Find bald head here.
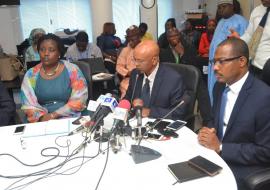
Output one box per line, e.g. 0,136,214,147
133,40,160,76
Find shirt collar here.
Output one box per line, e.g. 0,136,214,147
227,71,249,94
144,63,159,83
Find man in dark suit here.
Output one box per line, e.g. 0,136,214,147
124,40,188,120
198,38,270,190
0,81,16,126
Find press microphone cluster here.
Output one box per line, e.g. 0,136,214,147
110,99,131,153
68,93,118,136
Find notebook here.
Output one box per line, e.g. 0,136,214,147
168,161,207,183
168,156,223,183
79,57,106,74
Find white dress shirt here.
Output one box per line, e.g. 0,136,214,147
241,4,270,69
142,63,159,96
222,72,249,136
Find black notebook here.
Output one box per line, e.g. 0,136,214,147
168,161,207,183
168,156,222,183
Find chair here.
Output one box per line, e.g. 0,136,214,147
164,63,200,131
244,168,270,190
72,61,93,101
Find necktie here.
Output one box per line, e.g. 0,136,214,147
141,78,150,107
248,7,270,60
218,87,230,141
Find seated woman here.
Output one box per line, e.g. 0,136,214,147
24,28,46,67
96,22,121,74
21,33,88,123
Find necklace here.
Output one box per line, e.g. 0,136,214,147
42,63,60,77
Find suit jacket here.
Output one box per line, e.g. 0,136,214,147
124,63,187,120
211,74,270,185
0,81,15,126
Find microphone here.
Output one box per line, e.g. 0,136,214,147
130,94,190,164
87,96,118,135
68,125,84,136
132,98,143,127
110,99,131,153
68,93,113,136
112,99,131,129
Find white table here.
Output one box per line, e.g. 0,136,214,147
0,118,237,190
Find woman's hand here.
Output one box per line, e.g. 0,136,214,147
39,112,58,122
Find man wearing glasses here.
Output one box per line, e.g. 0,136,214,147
124,40,188,120
198,38,270,190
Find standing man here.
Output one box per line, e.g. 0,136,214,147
230,0,270,78
124,40,188,120
66,31,102,62
116,25,141,98
198,38,270,190
208,0,248,104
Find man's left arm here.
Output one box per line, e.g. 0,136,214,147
222,105,270,165
149,75,187,120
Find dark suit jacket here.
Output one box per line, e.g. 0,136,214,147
211,74,270,186
0,81,16,126
124,63,187,120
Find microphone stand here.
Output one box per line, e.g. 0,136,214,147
130,100,185,164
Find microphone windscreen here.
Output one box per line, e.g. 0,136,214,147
118,99,131,110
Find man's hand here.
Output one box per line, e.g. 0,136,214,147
142,108,150,117
198,127,221,153
228,28,240,38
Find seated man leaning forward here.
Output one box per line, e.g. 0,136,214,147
198,38,270,190
21,33,88,123
124,40,188,120
65,31,102,61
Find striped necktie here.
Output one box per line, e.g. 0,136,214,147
248,7,270,60
141,78,150,107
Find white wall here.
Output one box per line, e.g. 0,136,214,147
0,6,23,54
0,0,256,54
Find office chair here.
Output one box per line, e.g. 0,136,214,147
164,62,200,131
245,168,270,190
72,61,93,102
244,59,270,190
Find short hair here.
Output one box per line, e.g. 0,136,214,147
139,22,148,30
166,18,176,27
76,31,89,42
37,33,65,58
217,37,249,61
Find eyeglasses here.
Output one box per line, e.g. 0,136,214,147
210,56,242,65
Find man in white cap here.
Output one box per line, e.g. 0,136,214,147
208,0,248,104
